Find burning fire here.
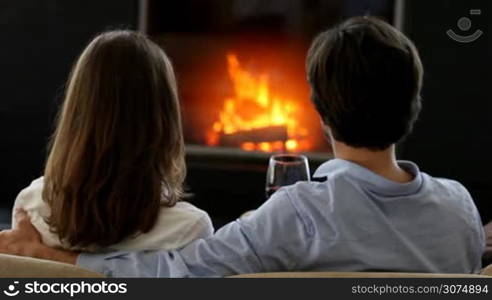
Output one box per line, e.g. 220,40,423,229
206,53,310,152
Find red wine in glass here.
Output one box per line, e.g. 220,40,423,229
265,154,310,199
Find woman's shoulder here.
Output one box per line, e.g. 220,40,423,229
14,177,45,209
166,201,210,216
12,177,63,248
156,201,213,232
110,201,214,251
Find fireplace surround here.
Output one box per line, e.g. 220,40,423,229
140,0,404,225
143,0,401,158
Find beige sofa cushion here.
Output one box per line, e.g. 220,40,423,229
0,254,103,278
481,264,492,276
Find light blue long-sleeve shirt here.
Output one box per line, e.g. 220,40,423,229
77,159,485,277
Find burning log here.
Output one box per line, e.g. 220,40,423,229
205,54,310,152
219,125,288,147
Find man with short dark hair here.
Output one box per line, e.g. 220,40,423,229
308,17,422,151
0,17,485,277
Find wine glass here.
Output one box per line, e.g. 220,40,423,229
265,154,310,199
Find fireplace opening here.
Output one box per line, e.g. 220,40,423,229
154,33,327,154
144,0,399,156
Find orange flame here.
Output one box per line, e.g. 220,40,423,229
207,54,310,152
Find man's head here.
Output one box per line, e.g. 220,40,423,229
307,17,423,151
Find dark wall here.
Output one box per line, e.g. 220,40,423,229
401,0,492,222
0,1,137,213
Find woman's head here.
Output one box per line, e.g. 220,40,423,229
43,30,185,248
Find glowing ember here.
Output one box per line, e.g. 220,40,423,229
207,53,310,152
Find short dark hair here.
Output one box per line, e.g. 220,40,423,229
307,17,423,150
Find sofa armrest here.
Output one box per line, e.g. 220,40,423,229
0,254,103,278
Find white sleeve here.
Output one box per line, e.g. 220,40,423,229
11,186,29,228
189,213,214,240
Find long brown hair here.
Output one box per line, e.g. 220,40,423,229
43,30,185,248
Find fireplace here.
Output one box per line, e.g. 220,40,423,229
154,33,327,156
143,0,402,159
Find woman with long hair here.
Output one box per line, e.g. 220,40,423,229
11,30,213,251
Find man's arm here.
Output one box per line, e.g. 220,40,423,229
35,244,78,265
77,189,312,277
1,190,311,277
0,210,78,264
77,220,268,277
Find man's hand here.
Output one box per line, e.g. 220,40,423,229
0,210,78,264
0,210,43,257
